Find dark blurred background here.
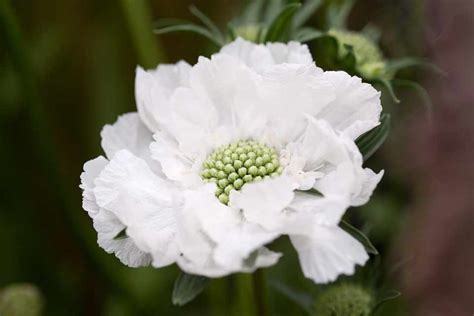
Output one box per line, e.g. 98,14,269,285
0,0,472,315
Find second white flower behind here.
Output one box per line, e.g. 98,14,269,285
81,38,383,284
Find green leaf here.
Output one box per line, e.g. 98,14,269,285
172,272,210,306
356,113,391,161
226,24,237,42
393,79,433,120
154,23,223,47
386,57,446,77
239,0,265,24
263,0,285,25
340,220,379,255
113,228,127,240
327,0,355,29
189,5,224,43
271,280,313,313
372,290,401,315
264,3,302,42
374,78,400,103
294,27,324,42
294,0,323,27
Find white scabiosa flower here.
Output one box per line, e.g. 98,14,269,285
80,38,383,283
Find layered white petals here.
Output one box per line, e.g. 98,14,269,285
175,184,281,277
284,117,383,225
135,61,191,132
290,226,369,284
317,71,382,139
80,156,151,267
220,37,313,73
94,150,180,268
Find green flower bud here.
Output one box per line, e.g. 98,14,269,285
0,284,44,316
313,284,373,316
328,29,389,79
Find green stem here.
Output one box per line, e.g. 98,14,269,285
234,274,255,316
119,0,166,67
252,269,269,316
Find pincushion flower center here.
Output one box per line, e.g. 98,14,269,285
202,140,283,204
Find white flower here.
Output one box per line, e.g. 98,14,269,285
80,38,383,283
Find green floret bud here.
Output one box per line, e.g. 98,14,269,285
201,140,283,205
218,193,229,204
312,284,374,316
328,28,389,79
234,160,243,169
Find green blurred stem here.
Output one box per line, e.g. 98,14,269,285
252,270,269,316
234,274,255,316
0,0,146,311
119,0,166,67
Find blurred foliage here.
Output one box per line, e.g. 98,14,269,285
0,0,431,315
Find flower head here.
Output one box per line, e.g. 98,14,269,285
80,38,383,283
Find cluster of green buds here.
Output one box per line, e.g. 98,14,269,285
201,140,283,205
313,284,373,316
328,29,389,80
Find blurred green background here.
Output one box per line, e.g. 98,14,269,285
1,0,465,315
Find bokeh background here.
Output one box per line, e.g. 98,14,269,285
1,0,473,315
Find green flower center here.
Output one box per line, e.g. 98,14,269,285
201,140,283,204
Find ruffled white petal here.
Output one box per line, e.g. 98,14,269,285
100,113,152,159
94,150,180,268
189,55,266,139
257,64,334,144
80,156,108,216
135,62,191,132
314,161,384,209
230,176,296,231
150,131,203,188
290,226,369,284
93,209,152,267
317,71,382,139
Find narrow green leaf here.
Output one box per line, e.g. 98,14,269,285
263,0,285,25
393,79,433,121
340,220,379,255
362,23,381,43
153,18,191,29
327,0,355,29
239,0,265,24
294,27,324,42
294,0,323,27
386,57,446,77
172,272,210,306
226,24,237,42
113,228,127,240
356,113,391,161
374,78,400,103
154,23,223,47
271,280,313,313
189,5,224,43
264,3,302,42
372,290,401,315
